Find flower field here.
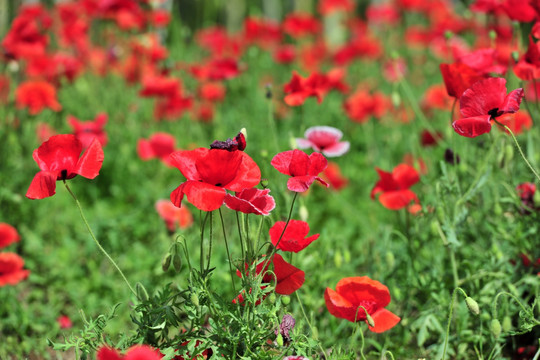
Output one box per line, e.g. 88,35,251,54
0,0,539,359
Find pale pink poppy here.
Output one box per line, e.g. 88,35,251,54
296,126,349,157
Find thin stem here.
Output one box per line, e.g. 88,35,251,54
502,124,540,182
200,212,211,272
442,287,469,360
219,208,237,294
294,291,326,357
235,212,246,266
63,181,136,297
383,351,396,360
492,291,539,324
205,211,214,274
357,323,367,360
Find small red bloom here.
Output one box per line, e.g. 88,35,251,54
97,345,163,360
296,126,350,157
371,164,420,211
273,45,296,64
68,113,108,149
320,162,348,191
224,188,275,216
439,63,485,99
137,132,177,167
452,78,524,138
26,134,104,200
318,0,355,15
0,223,20,249
16,81,62,115
325,276,400,333
343,88,390,124
271,149,328,192
420,130,443,147
269,219,319,253
0,253,30,286
283,71,324,106
282,12,321,39
57,315,72,329
155,199,193,232
198,82,226,103
170,148,261,211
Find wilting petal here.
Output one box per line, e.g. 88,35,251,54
379,189,418,210
75,138,104,179
367,308,400,333
499,88,524,114
460,78,506,118
26,171,57,199
272,254,305,295
452,115,492,138
322,141,350,157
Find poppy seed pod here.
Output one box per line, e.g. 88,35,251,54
465,297,480,316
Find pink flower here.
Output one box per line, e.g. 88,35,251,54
271,150,328,192
224,188,275,215
296,126,349,157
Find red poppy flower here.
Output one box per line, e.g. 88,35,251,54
57,315,72,329
243,17,282,49
452,77,524,138
497,111,532,135
16,81,62,115
320,162,348,191
198,82,226,103
170,148,261,211
97,345,163,360
318,0,355,15
154,93,193,121
26,134,104,200
139,75,181,98
271,149,328,192
155,199,193,232
189,58,242,81
343,88,390,124
421,84,454,112
296,126,350,157
68,113,108,149
1,5,50,59
514,36,540,81
325,276,400,333
371,164,420,211
282,12,321,39
439,63,485,99
224,188,275,215
137,132,177,167
0,223,20,249
269,219,319,253
0,253,30,286
273,45,296,64
457,48,506,76
36,122,57,143
283,71,324,106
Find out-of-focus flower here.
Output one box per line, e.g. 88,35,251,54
0,223,20,249
57,315,72,329
296,126,350,157
271,149,328,192
16,81,62,115
68,113,108,148
0,253,30,286
155,199,193,232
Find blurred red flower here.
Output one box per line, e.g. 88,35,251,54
497,111,532,135
155,199,193,232
0,253,30,286
0,223,20,249
2,4,50,59
273,45,296,64
343,88,390,123
271,149,328,192
68,113,108,148
26,134,104,200
243,17,282,49
16,81,62,115
57,315,72,329
170,148,261,211
198,82,226,103
318,0,355,15
282,13,321,39
97,345,162,360
137,132,177,167
325,276,400,332
36,122,57,143
371,164,420,211
513,36,540,81
452,77,524,137
270,219,319,253
296,126,350,157
439,63,485,99
320,162,348,190
224,188,275,215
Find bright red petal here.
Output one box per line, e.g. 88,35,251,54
96,347,123,360
499,88,524,114
182,181,226,211
273,254,305,295
287,175,315,192
452,115,492,138
169,148,207,181
271,150,295,175
307,152,328,175
460,77,506,118
35,134,81,173
324,287,355,321
226,152,261,192
392,164,419,189
288,150,310,176
367,308,400,333
379,190,418,210
125,345,163,360
26,171,57,199
75,137,104,179
336,276,391,309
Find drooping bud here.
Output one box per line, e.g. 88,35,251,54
465,297,480,316
502,316,512,332
136,282,149,302
162,252,172,272
365,312,375,327
490,318,502,338
281,295,291,305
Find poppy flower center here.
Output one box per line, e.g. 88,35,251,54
60,169,68,180
488,107,501,118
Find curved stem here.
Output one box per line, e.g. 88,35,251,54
295,291,326,357
219,208,237,294
492,291,539,324
502,124,540,182
63,181,136,297
442,287,469,360
357,323,367,360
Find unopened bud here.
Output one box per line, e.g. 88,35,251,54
281,296,291,305
385,251,395,269
365,312,375,327
190,293,200,307
261,178,269,188
494,203,503,216
240,128,247,139
268,293,277,304
490,318,502,338
534,190,540,207
276,333,284,346
334,250,343,268
502,316,512,332
162,253,172,272
391,91,401,107
136,282,149,302
465,297,480,316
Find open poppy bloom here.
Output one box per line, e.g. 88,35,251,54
452,78,524,138
155,199,193,232
137,132,177,167
320,162,348,190
371,164,420,211
0,252,30,286
97,345,162,360
271,149,328,192
224,188,275,215
68,113,108,148
296,126,350,157
26,135,104,200
16,80,62,115
0,223,20,249
325,276,400,333
269,219,319,253
170,148,261,211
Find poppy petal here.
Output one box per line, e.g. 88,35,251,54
287,175,315,192
336,276,391,309
271,150,295,175
226,152,261,191
322,141,350,157
460,77,506,118
452,115,492,138
272,254,305,295
379,190,418,210
392,164,419,189
295,138,313,149
182,181,226,211
75,138,104,179
499,88,524,114
288,150,310,176
124,345,163,360
324,287,358,322
26,171,57,199
367,308,401,333
97,347,123,360
170,148,206,181
307,152,328,175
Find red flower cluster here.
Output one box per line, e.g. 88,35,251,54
371,164,420,212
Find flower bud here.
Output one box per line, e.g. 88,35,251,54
334,250,342,268
493,203,503,216
281,295,291,305
172,252,182,273
190,293,200,307
261,178,269,188
465,297,480,316
365,312,375,327
502,316,512,332
490,318,502,338
504,144,514,163
162,253,172,272
136,282,149,302
534,190,540,207
268,293,277,304
385,251,395,269
276,333,284,346
391,91,401,107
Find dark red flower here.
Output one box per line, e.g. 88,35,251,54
0,223,20,249
271,149,328,192
0,253,30,287
325,276,400,332
68,113,108,149
224,188,275,215
371,164,420,211
439,63,485,99
26,134,104,200
296,126,350,157
269,219,319,253
209,132,246,152
420,130,443,147
452,77,524,138
170,148,261,211
155,199,193,232
97,345,163,360
16,81,62,115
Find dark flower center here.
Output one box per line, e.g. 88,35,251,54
488,107,501,118
61,169,68,180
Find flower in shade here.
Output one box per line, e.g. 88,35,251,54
269,219,319,253
0,223,20,249
224,188,275,215
452,78,524,138
26,134,104,200
0,253,30,286
439,62,485,99
170,148,261,211
296,126,350,157
16,80,62,115
325,276,400,333
155,199,193,232
97,345,162,360
68,113,108,149
271,149,328,192
57,315,72,329
371,164,420,211
137,133,177,167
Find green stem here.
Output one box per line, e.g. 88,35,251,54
442,287,469,360
219,208,237,294
295,291,326,357
502,124,540,182
200,212,211,272
205,211,214,274
357,323,367,360
63,181,136,297
492,291,539,324
235,212,246,267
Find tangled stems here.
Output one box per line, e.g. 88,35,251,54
294,291,327,358
63,181,136,297
491,291,540,327
442,287,471,360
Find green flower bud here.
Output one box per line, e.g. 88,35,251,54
502,316,512,332
430,220,440,236
494,203,503,216
465,297,480,316
385,251,395,270
490,318,502,338
391,91,401,107
276,333,284,346
267,293,277,304
299,204,309,222
505,144,514,162
172,253,182,273
334,250,343,268
136,282,149,302
190,293,200,307
281,295,291,305
261,178,269,189
365,312,375,328
162,253,172,272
